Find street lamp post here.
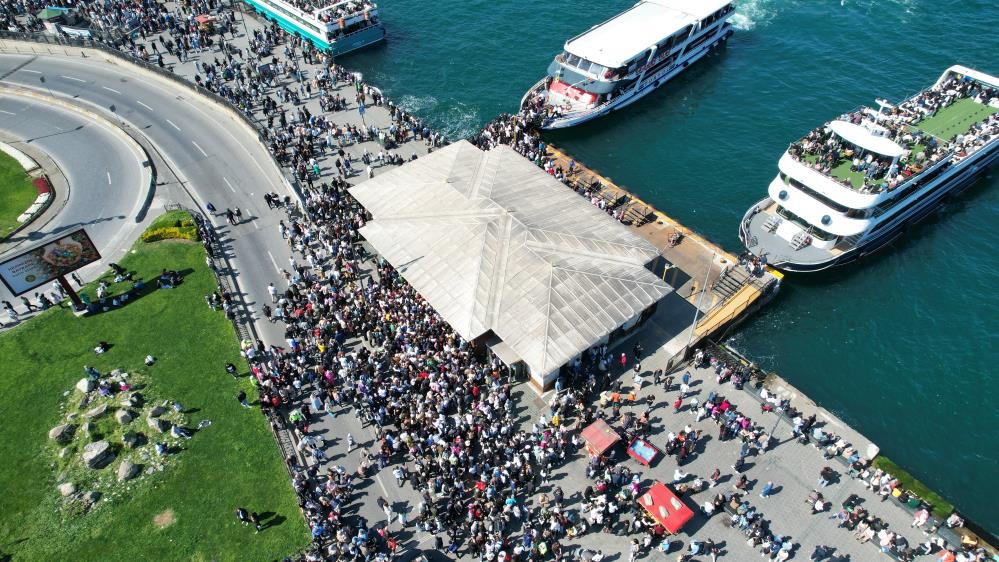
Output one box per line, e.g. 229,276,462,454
680,250,715,364
229,0,250,39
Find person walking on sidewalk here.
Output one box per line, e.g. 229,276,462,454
2,301,18,324
760,481,775,498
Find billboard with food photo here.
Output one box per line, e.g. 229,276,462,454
0,229,100,295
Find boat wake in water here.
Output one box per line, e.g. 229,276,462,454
397,94,480,140
731,0,780,30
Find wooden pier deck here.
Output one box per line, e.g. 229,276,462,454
545,146,781,349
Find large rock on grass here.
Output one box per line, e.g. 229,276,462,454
49,424,75,443
76,378,94,393
117,460,139,482
115,409,134,424
81,440,114,469
58,482,77,497
122,431,140,449
81,491,100,508
121,392,143,408
84,404,108,419
148,405,167,418
146,417,170,434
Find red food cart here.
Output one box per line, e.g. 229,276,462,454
637,481,694,534
580,419,621,458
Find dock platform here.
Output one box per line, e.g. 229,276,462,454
545,146,782,367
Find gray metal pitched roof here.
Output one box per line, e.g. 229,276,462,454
350,141,672,381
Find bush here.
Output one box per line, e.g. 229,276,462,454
140,225,199,243
141,211,200,243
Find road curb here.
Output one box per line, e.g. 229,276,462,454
0,38,303,208
0,84,156,224
0,140,53,242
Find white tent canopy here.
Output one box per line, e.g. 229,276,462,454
828,120,905,158
350,141,672,387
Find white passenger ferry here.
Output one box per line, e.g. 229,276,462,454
520,0,734,130
740,65,999,272
242,0,384,56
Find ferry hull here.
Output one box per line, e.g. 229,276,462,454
741,143,999,273
525,28,732,130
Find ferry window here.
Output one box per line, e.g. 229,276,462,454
589,63,606,76
577,60,593,73
566,54,580,67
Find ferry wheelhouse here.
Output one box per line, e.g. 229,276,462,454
740,65,999,272
241,0,384,56
521,0,734,130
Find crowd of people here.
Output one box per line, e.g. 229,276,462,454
788,75,999,194
1,2,995,561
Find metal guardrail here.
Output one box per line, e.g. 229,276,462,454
0,30,306,207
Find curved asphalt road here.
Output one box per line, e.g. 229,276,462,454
0,53,293,341
0,94,144,303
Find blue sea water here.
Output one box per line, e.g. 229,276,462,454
342,0,999,532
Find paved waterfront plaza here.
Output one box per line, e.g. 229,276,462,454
0,2,990,561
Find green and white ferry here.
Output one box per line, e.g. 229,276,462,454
741,65,999,272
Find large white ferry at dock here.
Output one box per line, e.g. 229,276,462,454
521,0,734,130
740,65,999,272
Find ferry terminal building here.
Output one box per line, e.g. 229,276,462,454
350,141,673,390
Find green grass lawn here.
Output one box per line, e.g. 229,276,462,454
0,214,309,561
0,150,39,238
914,97,999,141
829,159,867,189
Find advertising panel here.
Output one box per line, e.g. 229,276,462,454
0,229,100,295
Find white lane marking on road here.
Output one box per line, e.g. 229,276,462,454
223,177,235,193
21,69,41,74
60,75,86,82
136,100,154,111
102,86,121,94
107,171,112,185
165,118,181,131
192,141,208,157
266,251,282,274
0,110,14,115
179,98,282,192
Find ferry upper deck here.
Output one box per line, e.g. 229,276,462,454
741,65,999,271
786,67,999,203
562,0,732,72
242,0,382,53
